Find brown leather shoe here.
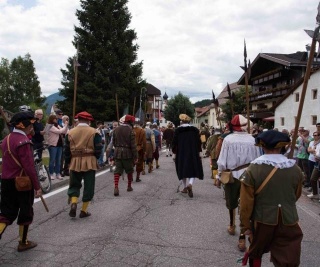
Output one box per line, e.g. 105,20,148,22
227,225,236,235
17,240,37,252
238,236,246,252
114,188,119,196
181,187,188,193
216,180,221,189
69,203,77,218
79,211,91,218
187,185,193,198
127,186,133,192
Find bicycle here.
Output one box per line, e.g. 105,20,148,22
34,145,52,194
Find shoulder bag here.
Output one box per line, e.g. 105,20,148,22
221,163,250,184
7,134,32,191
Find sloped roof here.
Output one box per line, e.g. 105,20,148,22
146,84,161,96
196,106,211,117
217,82,242,105
238,51,320,84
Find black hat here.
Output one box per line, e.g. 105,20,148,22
55,109,63,115
9,111,37,129
255,130,290,149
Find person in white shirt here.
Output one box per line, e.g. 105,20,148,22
217,114,261,252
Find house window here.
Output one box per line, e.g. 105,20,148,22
312,89,318,100
295,93,299,102
312,115,317,125
280,117,284,126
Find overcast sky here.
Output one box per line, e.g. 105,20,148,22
0,0,319,103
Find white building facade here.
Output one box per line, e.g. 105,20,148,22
274,69,320,133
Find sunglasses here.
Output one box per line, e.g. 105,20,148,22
313,134,319,136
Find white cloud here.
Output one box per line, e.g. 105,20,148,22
0,0,318,103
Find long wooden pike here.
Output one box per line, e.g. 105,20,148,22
244,39,251,133
72,43,80,127
288,4,320,159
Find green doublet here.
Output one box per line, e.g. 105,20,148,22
240,164,303,225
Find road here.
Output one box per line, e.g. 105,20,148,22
0,151,320,267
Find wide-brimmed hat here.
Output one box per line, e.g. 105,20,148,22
9,111,37,129
255,130,290,149
75,111,94,121
179,114,191,122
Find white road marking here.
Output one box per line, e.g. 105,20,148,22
34,169,110,203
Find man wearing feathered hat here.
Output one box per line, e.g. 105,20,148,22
217,114,261,252
172,114,204,198
239,130,303,267
112,114,138,196
133,118,146,182
65,111,103,218
163,121,175,157
0,111,42,252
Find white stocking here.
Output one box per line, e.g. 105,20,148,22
188,178,195,185
182,178,187,188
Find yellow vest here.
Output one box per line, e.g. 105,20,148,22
67,126,98,172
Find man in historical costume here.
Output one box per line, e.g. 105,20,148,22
163,121,175,157
240,130,304,267
152,123,161,169
217,114,261,252
112,115,138,196
172,114,204,198
96,121,106,168
205,128,221,185
133,118,147,182
65,111,103,218
144,122,156,173
0,111,42,252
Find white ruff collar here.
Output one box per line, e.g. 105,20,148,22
251,154,296,169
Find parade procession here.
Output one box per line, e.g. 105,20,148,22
1,1,320,266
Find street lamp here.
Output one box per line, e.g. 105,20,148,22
139,87,146,122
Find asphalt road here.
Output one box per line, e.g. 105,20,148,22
0,151,320,267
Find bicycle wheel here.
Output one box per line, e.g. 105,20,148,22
37,163,52,194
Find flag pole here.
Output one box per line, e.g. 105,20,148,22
288,16,320,158
72,43,79,127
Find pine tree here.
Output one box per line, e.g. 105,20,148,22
59,0,145,122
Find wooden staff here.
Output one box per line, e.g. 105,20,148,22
115,93,119,121
40,195,49,212
288,25,319,159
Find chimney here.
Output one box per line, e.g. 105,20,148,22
306,44,311,59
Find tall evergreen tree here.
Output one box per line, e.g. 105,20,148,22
0,54,44,112
163,92,194,127
59,0,145,122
